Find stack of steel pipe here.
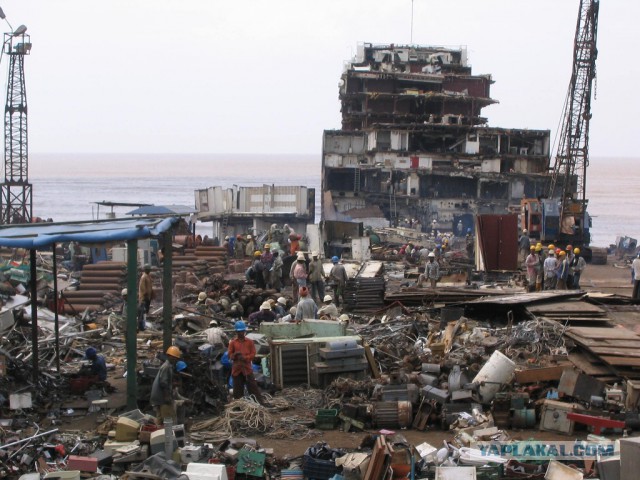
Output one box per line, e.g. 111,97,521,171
343,277,385,313
62,261,125,314
172,246,227,275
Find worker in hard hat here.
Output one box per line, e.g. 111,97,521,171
518,230,530,264
534,244,544,291
270,250,283,292
308,251,325,304
120,288,128,317
570,248,586,290
274,297,288,318
292,251,308,290
524,245,538,292
228,320,266,405
295,286,318,320
176,360,187,373
150,346,182,424
138,265,154,331
632,253,640,300
260,245,274,289
418,251,440,288
244,235,255,257
465,230,474,259
329,256,348,307
235,235,246,259
204,319,230,356
317,294,339,319
84,347,108,382
543,249,558,290
248,251,266,289
565,245,575,288
556,250,569,290
248,301,277,327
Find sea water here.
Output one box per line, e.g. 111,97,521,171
29,153,636,248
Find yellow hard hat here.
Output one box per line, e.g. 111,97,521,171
166,346,181,359
254,250,262,257
548,244,555,250
535,245,542,252
574,248,580,255
530,245,536,251
559,251,566,256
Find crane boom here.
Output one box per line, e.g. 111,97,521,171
549,0,599,239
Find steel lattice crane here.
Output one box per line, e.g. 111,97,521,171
521,0,599,250
549,0,599,243
0,23,32,224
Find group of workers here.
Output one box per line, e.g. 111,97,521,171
524,242,586,292
149,319,275,423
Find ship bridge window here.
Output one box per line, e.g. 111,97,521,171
377,131,391,151
480,181,508,200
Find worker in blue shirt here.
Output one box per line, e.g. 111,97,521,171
85,347,107,381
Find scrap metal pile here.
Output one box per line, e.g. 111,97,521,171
2,241,640,479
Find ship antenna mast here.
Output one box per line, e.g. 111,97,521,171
410,0,414,43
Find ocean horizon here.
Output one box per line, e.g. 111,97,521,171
27,153,636,248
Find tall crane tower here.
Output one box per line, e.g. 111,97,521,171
0,25,32,224
548,0,599,243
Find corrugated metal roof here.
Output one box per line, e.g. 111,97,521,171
126,205,196,216
0,217,178,248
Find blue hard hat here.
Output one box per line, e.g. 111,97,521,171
234,320,247,331
331,256,339,263
467,228,472,233
85,347,97,359
176,361,187,372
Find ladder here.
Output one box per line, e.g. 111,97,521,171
221,210,230,238
354,167,361,193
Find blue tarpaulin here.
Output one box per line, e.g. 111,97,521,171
0,217,179,249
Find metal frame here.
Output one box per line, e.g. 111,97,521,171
1,31,32,224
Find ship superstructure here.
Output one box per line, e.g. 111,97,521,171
322,42,554,233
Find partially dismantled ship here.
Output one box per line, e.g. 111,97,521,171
321,43,556,234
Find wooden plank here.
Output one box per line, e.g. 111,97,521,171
590,347,640,357
566,339,640,349
568,352,614,376
528,301,605,314
364,345,381,379
600,356,640,367
515,365,569,384
567,327,639,340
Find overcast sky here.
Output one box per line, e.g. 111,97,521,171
3,0,638,157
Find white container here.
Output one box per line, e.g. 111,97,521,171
9,392,32,410
472,350,516,403
435,466,477,479
545,459,583,479
183,463,228,480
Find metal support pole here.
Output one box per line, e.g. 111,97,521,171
52,243,60,374
29,249,38,384
162,231,173,351
126,239,138,410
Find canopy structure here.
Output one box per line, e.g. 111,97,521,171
0,216,178,248
126,205,196,216
0,216,179,409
